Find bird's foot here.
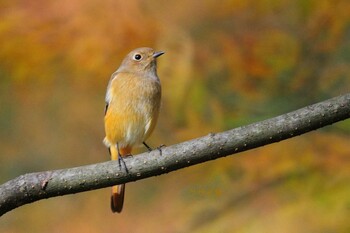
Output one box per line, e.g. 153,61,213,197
118,156,129,174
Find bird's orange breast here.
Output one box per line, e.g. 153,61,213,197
104,72,161,148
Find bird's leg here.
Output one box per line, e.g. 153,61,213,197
116,143,129,173
143,142,153,152
143,142,165,156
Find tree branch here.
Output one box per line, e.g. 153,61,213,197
1,93,349,216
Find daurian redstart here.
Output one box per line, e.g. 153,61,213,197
104,47,164,213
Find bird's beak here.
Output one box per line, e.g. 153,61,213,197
153,51,165,58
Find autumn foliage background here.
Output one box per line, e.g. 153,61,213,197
1,1,350,232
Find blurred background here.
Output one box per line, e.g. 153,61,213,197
1,0,350,232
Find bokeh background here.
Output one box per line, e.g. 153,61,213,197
1,0,350,232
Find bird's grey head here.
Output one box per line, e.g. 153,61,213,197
118,47,164,74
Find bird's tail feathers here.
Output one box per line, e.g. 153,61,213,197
110,145,132,213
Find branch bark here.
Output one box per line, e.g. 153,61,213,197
1,93,349,216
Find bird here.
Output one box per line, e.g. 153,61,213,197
103,47,164,213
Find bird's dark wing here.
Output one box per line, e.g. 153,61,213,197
104,102,109,115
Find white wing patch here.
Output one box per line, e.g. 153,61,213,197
105,72,118,104
144,119,152,137
105,82,113,104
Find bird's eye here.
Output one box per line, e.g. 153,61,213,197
133,54,142,61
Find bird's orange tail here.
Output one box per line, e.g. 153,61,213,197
110,145,132,213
